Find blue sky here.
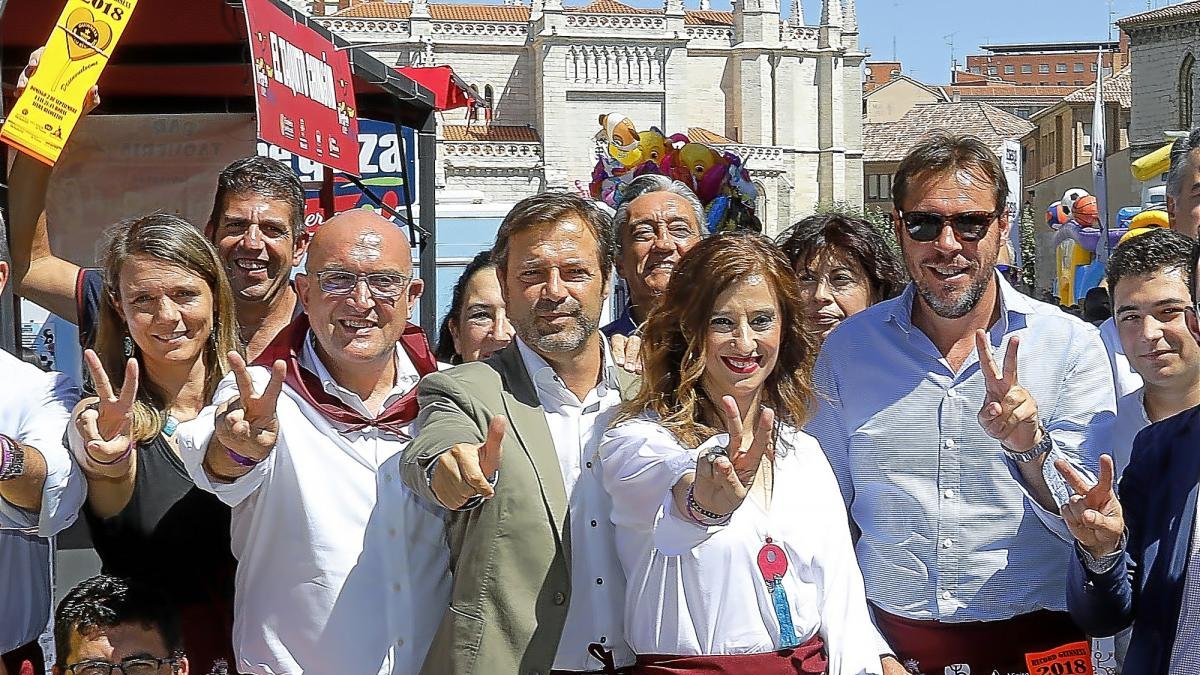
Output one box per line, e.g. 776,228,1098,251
580,0,1172,85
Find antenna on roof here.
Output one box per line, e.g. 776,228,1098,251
944,31,957,75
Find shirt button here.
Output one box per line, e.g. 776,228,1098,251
388,527,397,537
941,538,953,549
596,577,604,585
943,489,954,499
947,389,957,399
397,638,405,648
392,582,402,592
586,461,593,468
944,439,956,449
591,520,598,527
941,590,952,600
384,474,394,482
553,592,566,605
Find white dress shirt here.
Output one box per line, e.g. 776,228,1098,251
1099,317,1143,400
514,338,634,671
600,417,885,674
180,334,449,675
1111,389,1151,477
0,349,83,653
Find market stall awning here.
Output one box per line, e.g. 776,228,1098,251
396,65,482,111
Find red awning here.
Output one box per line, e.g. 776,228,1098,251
395,65,482,111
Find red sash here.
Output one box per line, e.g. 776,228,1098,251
632,634,827,675
252,314,438,435
872,605,1085,674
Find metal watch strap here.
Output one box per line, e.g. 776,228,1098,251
1004,425,1052,463
0,434,26,481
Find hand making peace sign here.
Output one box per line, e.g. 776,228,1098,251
975,329,1043,454
1056,455,1125,559
690,396,776,518
213,352,287,465
75,349,139,478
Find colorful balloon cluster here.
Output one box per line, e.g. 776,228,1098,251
589,114,760,233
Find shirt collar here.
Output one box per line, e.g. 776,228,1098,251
515,335,620,398
888,270,1031,335
299,330,420,415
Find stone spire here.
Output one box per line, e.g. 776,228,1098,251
412,0,430,18
665,0,684,16
820,0,841,26
787,0,802,25
843,0,857,32
699,0,711,10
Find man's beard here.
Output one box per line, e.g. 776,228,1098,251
514,298,599,353
911,252,995,320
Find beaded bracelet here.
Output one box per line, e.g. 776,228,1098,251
686,483,732,526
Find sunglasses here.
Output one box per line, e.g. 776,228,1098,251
898,209,1001,243
314,270,410,299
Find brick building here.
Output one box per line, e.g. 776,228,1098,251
963,39,1125,87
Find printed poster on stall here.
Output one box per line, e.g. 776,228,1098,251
0,0,140,165
243,0,360,175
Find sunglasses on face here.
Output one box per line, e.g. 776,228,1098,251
314,270,410,299
898,209,1001,243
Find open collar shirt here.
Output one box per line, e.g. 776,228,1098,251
180,333,449,675
515,337,635,671
806,274,1116,622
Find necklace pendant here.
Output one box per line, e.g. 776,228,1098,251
163,415,179,436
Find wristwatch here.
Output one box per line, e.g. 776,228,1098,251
1003,425,1053,463
0,434,26,481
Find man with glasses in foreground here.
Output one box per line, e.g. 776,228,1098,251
179,209,448,674
807,132,1115,673
54,575,187,675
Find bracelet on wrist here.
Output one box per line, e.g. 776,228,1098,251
86,441,134,466
226,447,263,468
686,483,732,526
0,434,24,481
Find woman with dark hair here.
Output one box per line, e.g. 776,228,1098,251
434,248,514,364
777,213,904,343
64,213,242,674
600,232,888,674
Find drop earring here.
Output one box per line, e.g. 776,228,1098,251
123,335,135,358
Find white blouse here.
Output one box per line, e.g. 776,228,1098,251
599,416,887,675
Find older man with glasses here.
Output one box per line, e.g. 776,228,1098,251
179,209,448,675
806,132,1116,674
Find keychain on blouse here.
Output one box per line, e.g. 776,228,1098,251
757,537,799,647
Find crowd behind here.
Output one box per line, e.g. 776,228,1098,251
6,54,1200,675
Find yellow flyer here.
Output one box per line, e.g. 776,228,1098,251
0,0,139,165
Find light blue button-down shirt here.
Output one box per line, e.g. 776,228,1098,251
806,273,1116,622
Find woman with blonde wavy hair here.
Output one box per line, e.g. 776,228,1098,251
599,232,889,674
66,213,242,673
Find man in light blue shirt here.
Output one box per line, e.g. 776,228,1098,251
807,132,1115,675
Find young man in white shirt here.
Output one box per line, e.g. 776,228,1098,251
401,193,636,674
1106,228,1200,475
179,210,447,675
0,248,84,675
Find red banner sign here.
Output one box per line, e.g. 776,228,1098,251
243,0,359,175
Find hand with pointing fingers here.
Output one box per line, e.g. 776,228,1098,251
975,330,1043,454
690,396,776,518
1056,454,1125,559
75,349,139,478
431,415,506,510
213,352,287,465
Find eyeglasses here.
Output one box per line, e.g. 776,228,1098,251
65,657,180,675
898,209,1001,243
314,270,410,299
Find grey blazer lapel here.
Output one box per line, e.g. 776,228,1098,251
490,345,570,547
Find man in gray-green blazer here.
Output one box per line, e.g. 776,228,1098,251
403,193,635,675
